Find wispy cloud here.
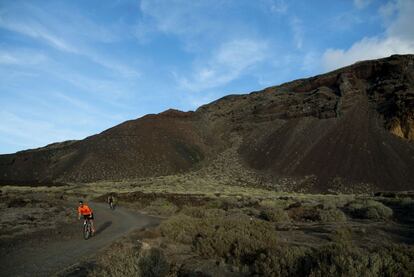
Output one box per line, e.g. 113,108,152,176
0,110,88,151
290,16,303,50
353,0,372,10
0,3,139,78
177,39,269,92
0,18,76,53
270,0,288,13
0,48,47,65
137,0,255,52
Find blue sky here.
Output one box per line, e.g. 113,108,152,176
1,0,413,154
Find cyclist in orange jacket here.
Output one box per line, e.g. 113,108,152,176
78,200,95,234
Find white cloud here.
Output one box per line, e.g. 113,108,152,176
322,0,414,71
386,0,414,41
322,36,414,70
177,39,268,92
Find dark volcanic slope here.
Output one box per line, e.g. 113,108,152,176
1,55,414,191
0,110,219,183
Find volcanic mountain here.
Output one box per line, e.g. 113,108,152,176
1,55,414,192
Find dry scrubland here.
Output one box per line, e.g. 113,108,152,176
88,187,414,277
4,176,412,277
0,189,76,242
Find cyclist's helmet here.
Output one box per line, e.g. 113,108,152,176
79,200,84,205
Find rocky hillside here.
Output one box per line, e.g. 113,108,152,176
1,54,413,192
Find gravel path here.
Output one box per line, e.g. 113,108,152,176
0,202,159,276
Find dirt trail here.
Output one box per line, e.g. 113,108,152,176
0,202,160,277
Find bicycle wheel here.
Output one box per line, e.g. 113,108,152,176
83,221,91,240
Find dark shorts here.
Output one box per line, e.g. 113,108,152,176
83,213,94,220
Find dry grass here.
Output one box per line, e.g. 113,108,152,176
0,191,75,240
89,240,169,277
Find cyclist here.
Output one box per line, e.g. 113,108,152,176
78,200,95,234
107,194,116,209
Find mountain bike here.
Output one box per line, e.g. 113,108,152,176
83,217,93,240
108,198,115,210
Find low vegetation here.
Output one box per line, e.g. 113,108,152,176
345,199,393,220
2,184,413,276
89,240,169,277
161,213,278,265
143,199,178,216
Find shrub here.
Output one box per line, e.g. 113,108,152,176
319,196,353,210
319,208,347,222
180,206,226,218
287,206,321,222
159,214,198,244
239,207,261,218
252,245,310,276
308,243,414,277
377,244,414,276
259,207,291,223
252,240,414,277
345,200,393,220
160,213,278,266
204,198,225,209
330,227,353,243
144,199,178,216
89,241,141,277
260,199,295,210
138,248,169,277
89,242,169,277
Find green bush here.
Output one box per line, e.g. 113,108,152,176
252,245,310,276
260,199,294,209
180,206,226,218
138,248,169,277
308,243,414,277
89,241,141,277
160,213,278,266
287,206,321,222
160,212,413,277
319,208,347,222
252,242,414,277
259,207,291,223
345,200,393,220
239,207,261,218
144,199,178,216
330,227,353,243
89,242,169,277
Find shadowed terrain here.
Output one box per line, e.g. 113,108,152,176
0,200,159,277
1,55,413,192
